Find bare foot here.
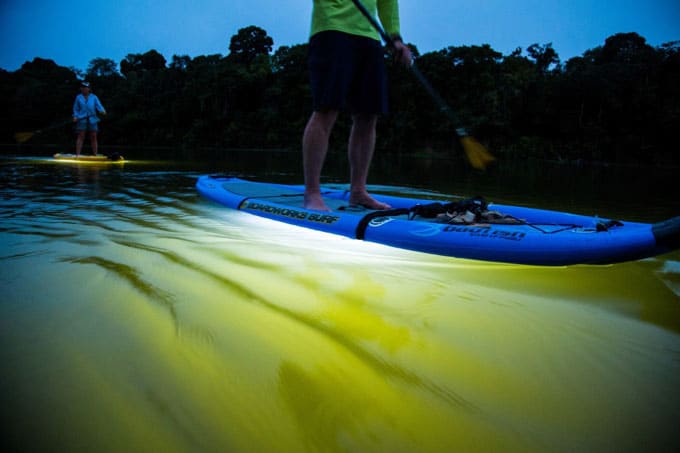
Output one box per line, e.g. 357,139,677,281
349,192,391,210
304,193,332,212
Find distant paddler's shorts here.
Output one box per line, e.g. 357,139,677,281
75,118,98,132
308,30,388,115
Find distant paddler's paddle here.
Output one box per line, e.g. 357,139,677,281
350,0,495,170
14,115,93,144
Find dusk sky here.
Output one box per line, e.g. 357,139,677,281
1,0,678,72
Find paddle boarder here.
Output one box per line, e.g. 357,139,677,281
72,81,107,157
303,0,412,211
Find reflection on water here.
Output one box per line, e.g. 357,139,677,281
1,155,679,451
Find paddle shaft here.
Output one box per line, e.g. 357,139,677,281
18,115,93,138
15,114,100,144
350,0,468,137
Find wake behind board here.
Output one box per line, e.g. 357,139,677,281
53,153,124,163
197,175,680,266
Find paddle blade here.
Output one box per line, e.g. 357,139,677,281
14,132,34,143
461,136,495,170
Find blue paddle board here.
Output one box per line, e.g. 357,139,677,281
197,175,680,266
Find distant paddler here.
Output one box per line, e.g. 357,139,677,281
72,81,107,157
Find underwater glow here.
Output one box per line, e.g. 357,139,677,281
1,157,679,451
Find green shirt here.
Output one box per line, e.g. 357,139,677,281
311,0,401,41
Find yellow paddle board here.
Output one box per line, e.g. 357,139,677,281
53,153,124,163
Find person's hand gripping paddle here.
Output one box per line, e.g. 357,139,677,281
351,0,496,170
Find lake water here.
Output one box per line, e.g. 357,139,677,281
1,151,679,451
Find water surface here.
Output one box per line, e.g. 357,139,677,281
1,154,679,451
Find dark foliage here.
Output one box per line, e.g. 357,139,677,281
2,28,678,165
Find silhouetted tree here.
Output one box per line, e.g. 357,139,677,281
228,25,273,65
527,43,559,73
86,58,119,78
120,49,167,76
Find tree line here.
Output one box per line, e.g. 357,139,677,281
1,26,678,165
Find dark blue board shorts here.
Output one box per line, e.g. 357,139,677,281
308,30,388,114
75,118,98,132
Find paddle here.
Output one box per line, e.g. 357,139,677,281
14,115,94,144
350,0,495,170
